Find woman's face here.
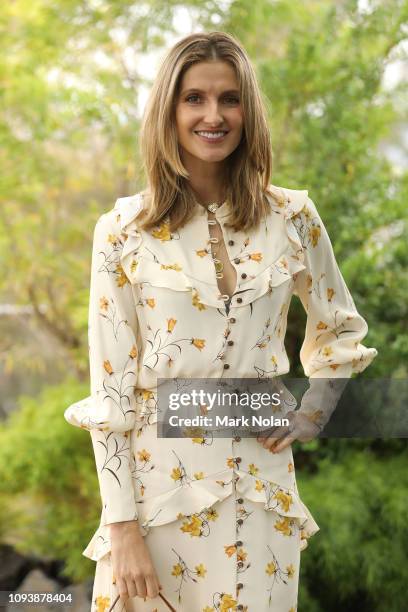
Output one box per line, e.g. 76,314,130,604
175,60,244,166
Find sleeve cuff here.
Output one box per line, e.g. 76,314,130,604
308,363,353,379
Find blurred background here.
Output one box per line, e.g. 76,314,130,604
0,1,407,610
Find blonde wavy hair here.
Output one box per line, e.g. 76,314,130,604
138,31,284,233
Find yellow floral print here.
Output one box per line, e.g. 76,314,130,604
248,463,259,476
95,595,110,612
195,563,207,577
171,467,182,482
220,593,238,611
286,564,295,578
191,338,206,350
107,233,119,245
115,262,129,287
266,561,277,576
249,252,262,261
181,515,203,537
274,517,294,537
273,490,293,513
309,224,321,247
152,220,171,241
160,262,182,271
224,544,236,557
192,290,207,311
327,287,335,301
142,389,155,401
322,345,333,357
103,360,113,375
167,317,177,332
129,344,138,359
137,448,151,462
172,563,183,576
205,508,218,521
99,296,109,310
255,479,265,492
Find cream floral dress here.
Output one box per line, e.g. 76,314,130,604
64,185,377,612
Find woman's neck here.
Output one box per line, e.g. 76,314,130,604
189,177,227,207
183,155,227,207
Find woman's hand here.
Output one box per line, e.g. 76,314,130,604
109,520,163,603
256,410,321,453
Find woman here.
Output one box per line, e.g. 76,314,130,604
64,31,377,612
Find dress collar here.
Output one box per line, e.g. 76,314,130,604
192,186,310,221
114,186,309,234
194,199,230,220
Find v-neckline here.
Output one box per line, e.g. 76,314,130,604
205,209,238,300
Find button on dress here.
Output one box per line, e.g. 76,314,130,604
64,185,377,612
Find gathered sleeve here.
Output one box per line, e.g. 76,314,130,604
291,195,378,428
64,209,140,525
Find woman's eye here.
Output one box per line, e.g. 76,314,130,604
185,95,240,104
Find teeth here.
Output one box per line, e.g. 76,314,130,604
196,131,227,138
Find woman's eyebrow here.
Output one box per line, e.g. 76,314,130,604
180,88,240,95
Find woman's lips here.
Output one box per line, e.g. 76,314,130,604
194,131,229,144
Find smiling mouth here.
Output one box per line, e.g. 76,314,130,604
194,131,229,142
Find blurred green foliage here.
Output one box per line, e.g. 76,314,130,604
0,381,98,581
298,449,408,612
1,0,407,609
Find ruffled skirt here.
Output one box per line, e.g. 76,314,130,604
86,421,319,612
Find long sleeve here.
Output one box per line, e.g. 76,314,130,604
292,195,378,429
66,209,141,525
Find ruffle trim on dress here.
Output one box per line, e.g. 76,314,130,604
117,187,310,309
234,469,319,552
116,193,144,283
82,467,319,561
267,185,309,273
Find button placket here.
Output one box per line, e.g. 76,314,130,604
207,211,239,301
218,311,240,375
233,466,245,608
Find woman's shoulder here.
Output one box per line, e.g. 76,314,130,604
98,191,147,235
266,183,310,218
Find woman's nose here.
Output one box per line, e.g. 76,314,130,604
203,102,223,123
